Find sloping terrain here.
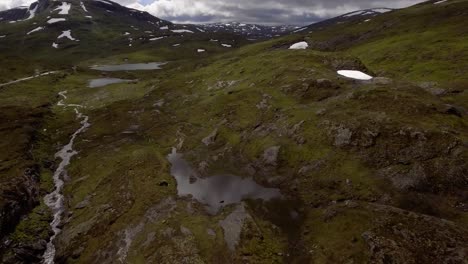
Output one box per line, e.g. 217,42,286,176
297,0,468,86
0,0,467,263
0,0,249,80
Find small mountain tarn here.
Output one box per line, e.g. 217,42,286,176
167,148,282,214
89,62,166,71
42,91,90,264
88,78,133,88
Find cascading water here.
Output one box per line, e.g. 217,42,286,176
42,91,90,264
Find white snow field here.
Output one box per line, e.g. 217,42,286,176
54,2,71,15
149,36,165,41
289,41,308,50
27,26,44,35
337,70,373,80
57,30,78,41
95,0,113,5
26,4,38,20
171,29,194,33
48,18,66,24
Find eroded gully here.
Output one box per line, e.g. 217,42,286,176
42,91,90,264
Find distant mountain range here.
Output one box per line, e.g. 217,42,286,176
199,22,299,39
0,0,394,40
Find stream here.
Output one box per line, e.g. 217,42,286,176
42,91,90,264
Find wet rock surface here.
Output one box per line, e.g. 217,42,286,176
219,203,251,251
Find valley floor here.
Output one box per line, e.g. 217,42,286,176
0,34,467,264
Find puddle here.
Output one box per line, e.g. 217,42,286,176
167,148,282,214
90,62,166,71
88,78,132,88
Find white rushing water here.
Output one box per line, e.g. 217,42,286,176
43,91,90,264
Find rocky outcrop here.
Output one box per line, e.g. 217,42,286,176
263,146,281,166
362,203,468,264
0,166,41,238
202,128,218,146
219,203,251,251
282,78,342,102
324,119,467,195
0,104,51,263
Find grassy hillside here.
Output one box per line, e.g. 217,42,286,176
0,0,467,263
300,0,468,85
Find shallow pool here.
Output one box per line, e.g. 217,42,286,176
90,62,166,71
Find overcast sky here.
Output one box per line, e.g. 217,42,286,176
0,0,425,25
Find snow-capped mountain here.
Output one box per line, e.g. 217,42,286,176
0,0,250,60
200,22,299,39
292,8,394,33
0,0,171,26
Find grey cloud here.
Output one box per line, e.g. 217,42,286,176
0,0,427,25
126,0,426,25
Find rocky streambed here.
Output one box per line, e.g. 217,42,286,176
43,91,90,264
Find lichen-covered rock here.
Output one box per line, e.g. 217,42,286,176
219,203,251,251
263,146,281,166
202,129,218,146
362,203,468,264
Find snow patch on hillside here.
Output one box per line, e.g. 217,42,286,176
343,8,391,18
48,18,66,24
293,27,307,33
171,29,194,33
149,36,165,41
337,70,373,80
289,41,308,50
27,26,44,35
54,2,71,15
58,30,78,41
26,4,38,20
94,0,113,5
80,2,88,12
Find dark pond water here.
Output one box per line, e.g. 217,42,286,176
90,62,166,71
167,148,282,214
88,78,132,88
